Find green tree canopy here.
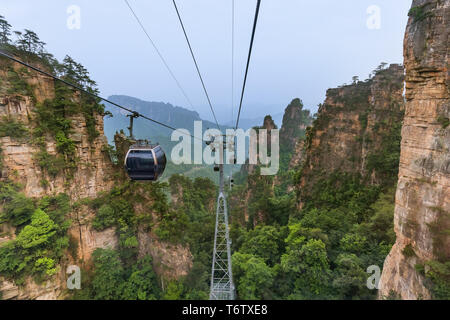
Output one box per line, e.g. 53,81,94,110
122,256,161,300
91,249,125,300
281,239,331,299
14,29,46,54
0,15,12,44
239,225,285,265
2,192,35,227
16,209,57,249
232,252,274,300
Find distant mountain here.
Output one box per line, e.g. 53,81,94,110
104,95,220,142
104,96,286,143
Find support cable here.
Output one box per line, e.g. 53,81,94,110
235,0,262,130
172,0,221,131
124,0,196,110
229,0,235,187
0,51,201,140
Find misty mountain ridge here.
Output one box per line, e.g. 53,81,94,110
103,95,224,146
104,95,286,146
105,95,218,132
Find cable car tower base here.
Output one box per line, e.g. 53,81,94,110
210,163,235,300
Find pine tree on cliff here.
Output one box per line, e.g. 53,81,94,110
14,29,46,54
0,15,12,44
61,55,98,92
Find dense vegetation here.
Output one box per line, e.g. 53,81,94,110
0,180,71,284
72,249,162,300
229,170,396,299
0,116,28,139
64,179,178,299
71,176,217,300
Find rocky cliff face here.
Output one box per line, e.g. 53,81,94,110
379,0,450,300
0,61,114,199
279,98,310,152
0,59,117,299
238,115,277,176
278,99,312,175
230,116,278,226
288,140,305,170
298,64,405,207
0,57,192,299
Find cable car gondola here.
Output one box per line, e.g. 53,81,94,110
124,141,166,181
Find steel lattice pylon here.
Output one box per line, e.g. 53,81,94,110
210,192,234,300
210,163,235,300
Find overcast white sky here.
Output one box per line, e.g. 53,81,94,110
1,0,411,122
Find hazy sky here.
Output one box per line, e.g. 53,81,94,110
1,0,411,123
